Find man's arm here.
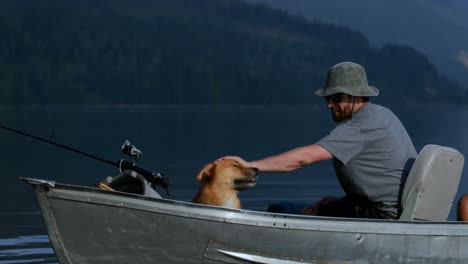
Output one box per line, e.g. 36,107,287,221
221,144,333,172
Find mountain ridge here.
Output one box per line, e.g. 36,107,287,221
245,0,468,89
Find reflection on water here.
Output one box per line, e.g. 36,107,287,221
0,210,56,263
0,235,56,264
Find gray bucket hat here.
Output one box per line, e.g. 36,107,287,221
314,61,379,97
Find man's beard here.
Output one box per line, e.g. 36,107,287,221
331,107,349,122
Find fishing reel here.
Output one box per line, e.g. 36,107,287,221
119,140,170,193
121,140,142,162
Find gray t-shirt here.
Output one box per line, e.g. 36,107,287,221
316,103,417,217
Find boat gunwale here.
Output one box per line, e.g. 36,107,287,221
22,177,468,237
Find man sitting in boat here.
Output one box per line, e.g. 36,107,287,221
219,61,417,219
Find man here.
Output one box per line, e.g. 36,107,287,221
220,61,417,219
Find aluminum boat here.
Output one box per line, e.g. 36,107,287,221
20,144,466,264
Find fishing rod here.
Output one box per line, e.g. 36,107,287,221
0,123,169,191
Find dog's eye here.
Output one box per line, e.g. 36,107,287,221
233,164,240,168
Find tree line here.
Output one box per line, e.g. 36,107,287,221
0,0,465,105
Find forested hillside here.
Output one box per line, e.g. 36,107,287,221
0,0,465,105
245,0,468,90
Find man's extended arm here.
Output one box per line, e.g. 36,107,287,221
221,144,333,172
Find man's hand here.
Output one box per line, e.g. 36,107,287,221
216,156,250,167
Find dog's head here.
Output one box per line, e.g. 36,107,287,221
196,159,259,191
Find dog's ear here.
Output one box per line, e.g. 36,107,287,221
196,162,214,181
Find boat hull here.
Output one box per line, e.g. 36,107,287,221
22,178,468,264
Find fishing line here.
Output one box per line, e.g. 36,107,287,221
0,123,117,166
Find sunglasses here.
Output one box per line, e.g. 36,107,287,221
324,93,345,104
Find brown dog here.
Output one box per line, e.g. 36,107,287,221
192,159,259,209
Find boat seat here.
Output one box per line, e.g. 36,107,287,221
399,144,464,221
98,170,162,199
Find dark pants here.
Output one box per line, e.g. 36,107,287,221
267,198,396,219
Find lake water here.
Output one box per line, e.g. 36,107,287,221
1,103,468,263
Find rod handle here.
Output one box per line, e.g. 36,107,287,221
118,160,170,189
